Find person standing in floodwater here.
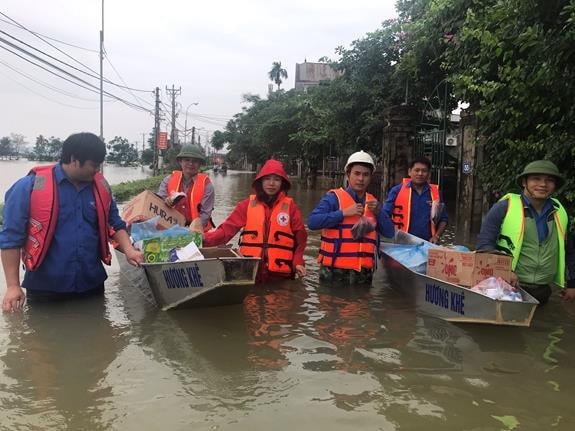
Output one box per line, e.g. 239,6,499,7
0,132,144,312
199,159,307,283
308,150,394,285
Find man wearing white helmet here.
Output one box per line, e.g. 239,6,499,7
308,150,394,285
382,156,448,243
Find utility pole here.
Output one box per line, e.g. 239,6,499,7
141,132,145,170
99,0,104,142
166,85,181,148
99,0,105,172
153,87,161,176
191,126,196,145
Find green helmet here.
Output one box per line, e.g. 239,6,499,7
516,160,565,188
176,145,205,163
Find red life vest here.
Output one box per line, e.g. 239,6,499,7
167,171,214,230
392,178,440,236
318,188,377,271
239,194,295,274
23,165,113,271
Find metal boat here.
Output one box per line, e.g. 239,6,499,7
380,231,539,327
115,247,260,310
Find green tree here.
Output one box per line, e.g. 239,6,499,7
30,135,49,161
210,130,227,152
0,136,13,157
9,133,27,156
268,61,288,90
47,137,62,161
107,136,139,166
439,0,575,204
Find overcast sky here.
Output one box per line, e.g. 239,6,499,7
0,0,397,149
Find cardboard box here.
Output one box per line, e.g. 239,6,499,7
142,233,203,263
427,248,512,287
122,190,186,229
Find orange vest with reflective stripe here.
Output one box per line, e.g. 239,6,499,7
392,178,440,236
167,171,214,230
318,188,377,271
239,194,295,274
23,165,113,271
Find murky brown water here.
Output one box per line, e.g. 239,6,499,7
1,163,575,430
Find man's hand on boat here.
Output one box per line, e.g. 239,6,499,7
188,218,204,235
125,247,144,267
114,230,144,267
509,271,518,287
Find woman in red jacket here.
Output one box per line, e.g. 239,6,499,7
203,159,307,283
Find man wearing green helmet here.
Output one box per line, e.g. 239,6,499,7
157,145,215,231
476,160,575,304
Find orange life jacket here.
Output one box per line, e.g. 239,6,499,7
23,165,113,271
239,194,295,274
318,188,377,271
392,178,440,236
167,171,214,230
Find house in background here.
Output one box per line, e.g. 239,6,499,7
294,61,342,92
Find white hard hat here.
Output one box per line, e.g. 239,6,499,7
344,150,375,171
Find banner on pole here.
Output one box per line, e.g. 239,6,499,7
157,132,168,150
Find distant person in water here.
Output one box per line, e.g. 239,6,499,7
199,159,307,283
0,132,143,312
157,144,215,231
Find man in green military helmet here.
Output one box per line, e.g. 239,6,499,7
157,145,215,231
476,160,575,304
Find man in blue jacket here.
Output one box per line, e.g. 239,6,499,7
1,132,144,312
308,151,394,285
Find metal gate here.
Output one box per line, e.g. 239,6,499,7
414,129,445,186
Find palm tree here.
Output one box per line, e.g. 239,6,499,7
268,61,288,90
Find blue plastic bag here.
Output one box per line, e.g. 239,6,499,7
130,216,190,242
384,243,433,273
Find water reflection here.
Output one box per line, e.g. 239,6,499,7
0,296,126,430
244,281,308,370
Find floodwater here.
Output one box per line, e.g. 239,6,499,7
1,161,575,430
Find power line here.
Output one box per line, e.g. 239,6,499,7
104,52,154,109
0,41,153,114
0,12,150,93
0,69,100,110
0,28,151,94
0,16,98,53
0,58,111,102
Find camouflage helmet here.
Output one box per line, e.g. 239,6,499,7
176,145,205,163
516,160,565,189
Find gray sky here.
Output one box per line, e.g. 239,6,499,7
0,0,397,149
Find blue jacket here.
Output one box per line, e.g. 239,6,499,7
0,163,127,293
307,186,395,238
382,181,448,241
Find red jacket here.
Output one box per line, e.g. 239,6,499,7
204,195,307,282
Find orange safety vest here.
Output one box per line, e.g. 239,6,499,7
392,178,440,236
167,171,214,230
318,188,377,271
23,165,113,271
239,194,295,274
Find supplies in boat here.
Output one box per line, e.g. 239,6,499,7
130,215,203,263
470,276,523,301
